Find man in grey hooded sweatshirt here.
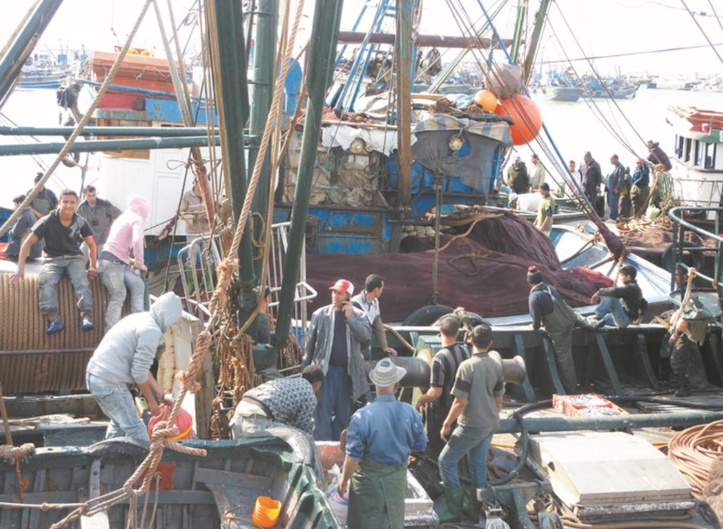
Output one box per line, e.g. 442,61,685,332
86,292,183,444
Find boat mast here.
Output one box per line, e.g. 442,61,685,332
0,0,64,108
521,0,551,85
206,0,257,323
247,0,278,297
394,0,414,248
274,0,346,349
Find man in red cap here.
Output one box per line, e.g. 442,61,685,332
302,279,371,440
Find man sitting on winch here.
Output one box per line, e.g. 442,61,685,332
11,188,97,334
590,264,647,329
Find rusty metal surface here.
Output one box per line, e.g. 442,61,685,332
0,349,93,395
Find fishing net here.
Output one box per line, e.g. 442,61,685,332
305,209,611,321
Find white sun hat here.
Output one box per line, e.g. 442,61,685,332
369,358,407,387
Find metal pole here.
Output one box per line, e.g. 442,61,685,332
0,0,64,106
209,0,255,313
274,0,345,348
498,410,723,434
393,0,413,252
0,126,215,137
0,135,221,156
247,0,277,289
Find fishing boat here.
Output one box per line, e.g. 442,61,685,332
2,1,723,528
668,106,723,212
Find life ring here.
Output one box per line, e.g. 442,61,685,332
402,304,454,326
660,241,704,274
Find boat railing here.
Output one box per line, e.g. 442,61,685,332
668,206,723,316
175,223,317,342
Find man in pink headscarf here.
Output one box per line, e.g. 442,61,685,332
98,195,150,332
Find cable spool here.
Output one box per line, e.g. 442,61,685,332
0,272,128,394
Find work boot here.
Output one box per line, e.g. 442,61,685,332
436,486,465,523
463,492,483,522
675,377,691,397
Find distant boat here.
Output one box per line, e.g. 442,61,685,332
668,106,723,214
18,68,69,89
533,85,583,102
583,84,638,99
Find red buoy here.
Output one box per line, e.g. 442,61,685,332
148,405,194,441
494,95,542,145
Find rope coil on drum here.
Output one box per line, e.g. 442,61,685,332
0,272,122,394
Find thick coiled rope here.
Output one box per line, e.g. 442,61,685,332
668,419,723,498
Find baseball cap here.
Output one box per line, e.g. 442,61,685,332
329,279,354,296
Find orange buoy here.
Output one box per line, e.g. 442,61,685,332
127,48,139,55
494,94,542,146
140,50,153,57
148,405,194,441
473,89,498,112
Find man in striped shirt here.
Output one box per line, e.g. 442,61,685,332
415,316,470,458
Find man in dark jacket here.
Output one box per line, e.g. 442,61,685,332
591,265,647,328
506,156,529,194
302,279,371,441
5,194,42,261
580,152,602,208
646,140,672,171
631,158,650,217
606,154,625,221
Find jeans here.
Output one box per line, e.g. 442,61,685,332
438,425,494,488
595,296,632,328
86,372,149,444
99,259,146,331
314,366,351,441
38,255,93,317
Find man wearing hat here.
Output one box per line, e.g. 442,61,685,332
527,266,598,392
506,156,529,194
534,182,555,234
590,264,647,328
302,279,371,441
338,358,427,529
436,322,504,523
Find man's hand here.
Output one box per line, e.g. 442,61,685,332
338,477,350,499
10,270,24,283
440,422,452,442
415,396,426,412
149,401,161,417
591,292,600,304
669,332,681,346
632,317,643,325
87,267,98,279
384,347,397,357
341,301,353,318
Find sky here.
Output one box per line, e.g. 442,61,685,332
0,0,720,77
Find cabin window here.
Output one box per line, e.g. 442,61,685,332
694,140,702,167
684,138,692,163
675,135,683,158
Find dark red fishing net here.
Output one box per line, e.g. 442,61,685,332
305,210,612,322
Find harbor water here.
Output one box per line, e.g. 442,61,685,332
0,86,720,209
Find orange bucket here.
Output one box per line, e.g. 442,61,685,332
252,496,281,528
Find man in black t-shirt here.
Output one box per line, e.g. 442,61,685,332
415,316,470,457
11,189,98,335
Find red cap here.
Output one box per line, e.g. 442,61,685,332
329,279,354,296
